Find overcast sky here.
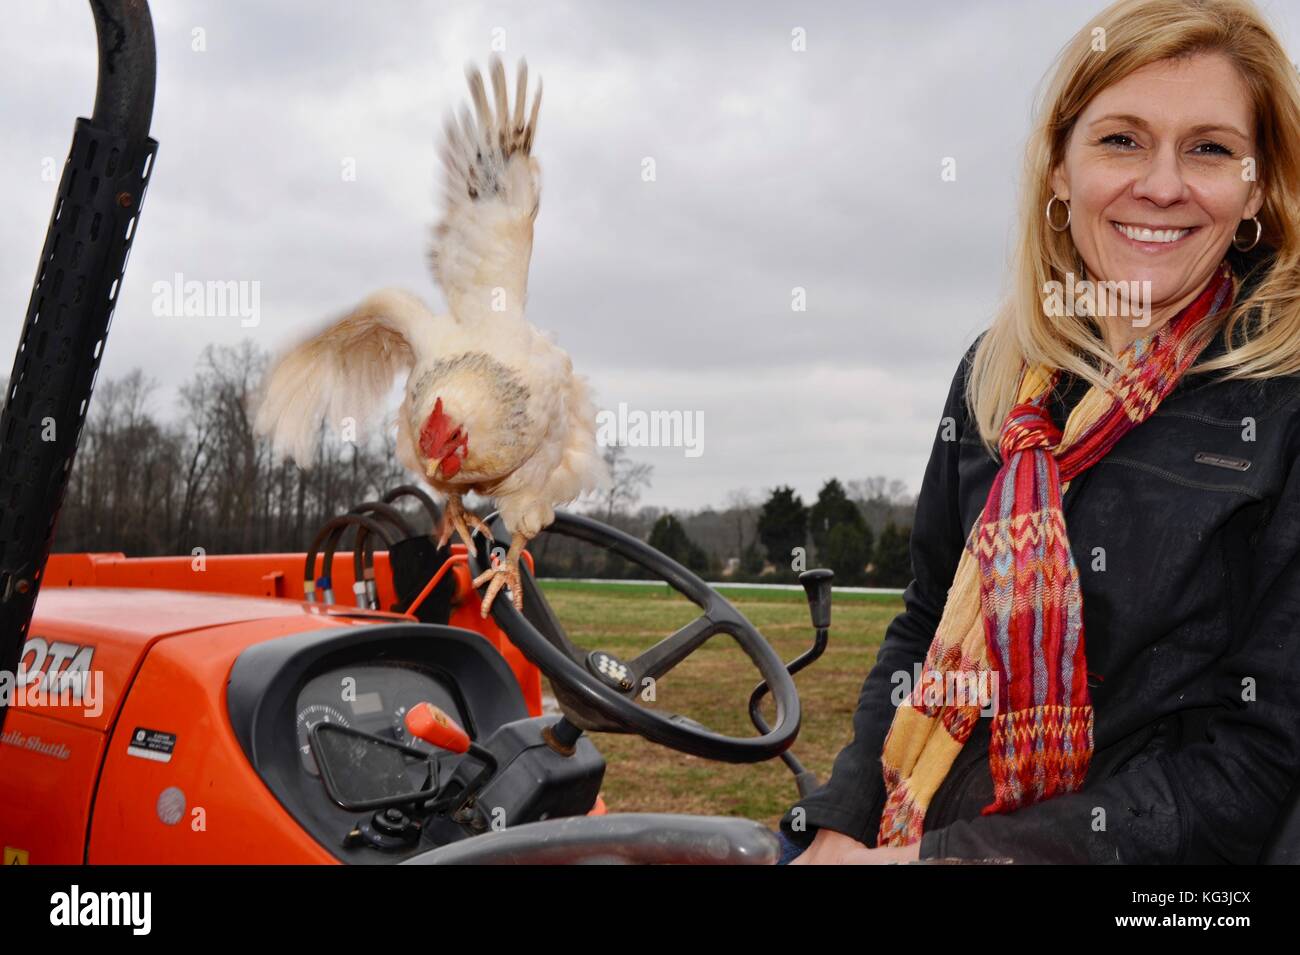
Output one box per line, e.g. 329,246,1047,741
3,0,1298,511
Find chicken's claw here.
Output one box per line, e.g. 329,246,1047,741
436,496,495,551
473,555,523,617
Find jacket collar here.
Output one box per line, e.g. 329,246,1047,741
1166,261,1259,399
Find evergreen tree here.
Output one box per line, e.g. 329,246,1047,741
824,522,872,585
648,514,710,575
809,479,859,557
756,486,808,574
872,521,913,586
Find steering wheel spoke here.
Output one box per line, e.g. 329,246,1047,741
628,614,718,684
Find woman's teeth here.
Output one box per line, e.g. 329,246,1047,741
1113,221,1192,244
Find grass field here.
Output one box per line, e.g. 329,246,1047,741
534,579,903,828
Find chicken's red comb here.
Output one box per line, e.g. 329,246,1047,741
419,397,452,458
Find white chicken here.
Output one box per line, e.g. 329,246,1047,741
254,55,607,616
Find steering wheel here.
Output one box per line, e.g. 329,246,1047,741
401,813,779,865
465,510,801,763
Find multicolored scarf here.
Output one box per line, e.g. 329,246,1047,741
876,260,1237,847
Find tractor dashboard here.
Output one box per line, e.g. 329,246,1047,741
227,622,604,864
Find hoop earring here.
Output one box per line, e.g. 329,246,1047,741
1232,216,1262,252
1046,194,1071,232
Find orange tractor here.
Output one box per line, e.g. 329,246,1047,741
0,1,825,866
3,490,826,865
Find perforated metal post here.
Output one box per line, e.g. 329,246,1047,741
0,0,157,731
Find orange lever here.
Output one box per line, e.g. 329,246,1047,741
405,702,471,754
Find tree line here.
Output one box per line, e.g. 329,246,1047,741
587,465,916,587
2,341,919,588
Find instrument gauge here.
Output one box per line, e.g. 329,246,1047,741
297,703,350,776
392,702,438,756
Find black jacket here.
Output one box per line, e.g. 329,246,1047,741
780,292,1300,864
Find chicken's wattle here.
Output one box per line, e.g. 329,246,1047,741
437,448,464,478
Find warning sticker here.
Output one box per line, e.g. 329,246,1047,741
4,847,28,865
127,728,177,763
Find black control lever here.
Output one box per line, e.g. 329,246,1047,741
748,569,833,797
801,567,833,631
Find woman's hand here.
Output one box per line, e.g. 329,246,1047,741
788,827,922,864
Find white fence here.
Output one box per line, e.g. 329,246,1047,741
536,577,905,596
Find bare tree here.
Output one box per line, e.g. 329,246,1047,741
600,445,653,522
52,340,435,558
723,488,755,558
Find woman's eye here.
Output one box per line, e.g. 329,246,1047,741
1193,140,1233,156
1099,133,1137,149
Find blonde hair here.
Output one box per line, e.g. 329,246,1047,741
968,0,1300,455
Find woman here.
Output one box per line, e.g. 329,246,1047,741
782,0,1300,864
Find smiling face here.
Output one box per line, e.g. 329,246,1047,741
1049,52,1264,347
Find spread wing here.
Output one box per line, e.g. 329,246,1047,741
254,289,434,467
430,55,542,325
